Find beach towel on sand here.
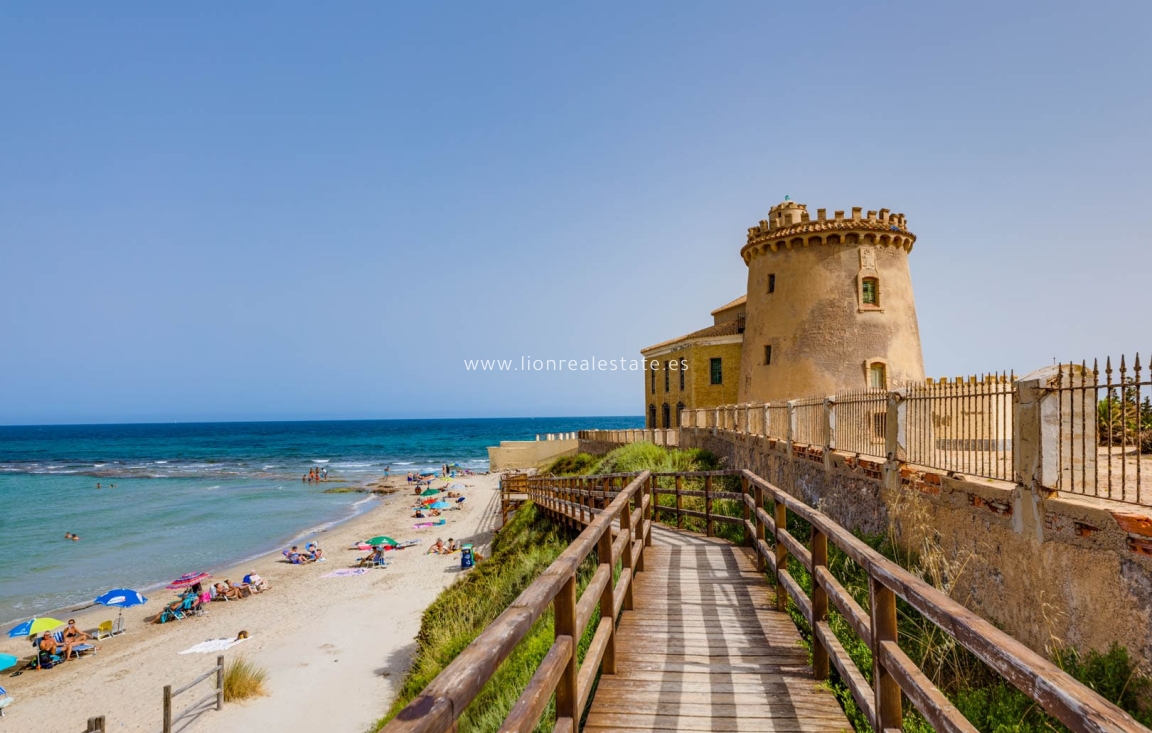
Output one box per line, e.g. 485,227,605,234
321,568,369,578
179,637,250,655
413,521,446,529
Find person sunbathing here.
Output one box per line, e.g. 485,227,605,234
429,509,442,516
446,538,458,552
413,509,425,518
427,538,447,555
62,619,90,659
214,582,243,601
38,631,60,666
306,542,323,560
287,546,315,564
358,547,386,567
244,572,270,592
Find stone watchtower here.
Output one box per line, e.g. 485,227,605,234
737,200,925,403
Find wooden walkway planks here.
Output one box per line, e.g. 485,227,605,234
585,528,852,733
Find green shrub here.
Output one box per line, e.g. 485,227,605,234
541,453,598,476
590,442,720,474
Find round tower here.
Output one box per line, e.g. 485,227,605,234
737,200,925,403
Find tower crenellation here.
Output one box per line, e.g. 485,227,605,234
744,201,914,265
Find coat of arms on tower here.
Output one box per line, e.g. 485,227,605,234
859,247,877,271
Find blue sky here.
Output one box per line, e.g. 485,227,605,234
2,1,1150,424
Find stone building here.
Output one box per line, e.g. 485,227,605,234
640,297,744,428
642,199,925,425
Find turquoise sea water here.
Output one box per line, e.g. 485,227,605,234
0,417,640,624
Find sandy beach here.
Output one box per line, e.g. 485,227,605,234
0,472,504,733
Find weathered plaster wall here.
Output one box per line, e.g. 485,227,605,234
681,429,1152,670
488,439,579,471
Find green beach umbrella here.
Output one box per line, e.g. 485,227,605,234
7,617,63,638
367,536,398,546
421,488,439,496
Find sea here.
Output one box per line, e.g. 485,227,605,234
0,417,640,625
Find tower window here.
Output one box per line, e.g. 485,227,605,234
664,361,670,392
710,358,723,385
662,403,671,429
679,363,685,390
862,277,880,307
768,273,776,293
648,404,656,428
764,345,772,365
650,366,656,394
869,363,887,390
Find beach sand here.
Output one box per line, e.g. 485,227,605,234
0,472,504,733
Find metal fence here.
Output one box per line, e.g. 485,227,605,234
1052,356,1150,506
903,373,1015,482
831,389,889,457
791,397,825,447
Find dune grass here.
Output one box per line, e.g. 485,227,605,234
542,441,720,476
222,656,268,702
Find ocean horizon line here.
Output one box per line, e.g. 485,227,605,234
0,414,642,430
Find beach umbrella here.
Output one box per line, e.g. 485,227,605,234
95,588,148,625
0,653,17,671
7,617,62,638
366,536,398,547
449,483,465,489
419,471,435,477
429,501,450,510
167,572,210,590
421,488,439,496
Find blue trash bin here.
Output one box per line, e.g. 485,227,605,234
461,545,474,569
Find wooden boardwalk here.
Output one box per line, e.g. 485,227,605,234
585,527,851,732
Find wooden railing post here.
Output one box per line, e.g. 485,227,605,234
554,575,579,727
741,475,752,547
675,474,684,530
597,527,617,674
163,684,172,733
705,475,714,537
646,475,655,547
871,578,902,731
754,480,766,572
216,655,225,711
811,530,829,680
619,502,635,610
774,500,787,612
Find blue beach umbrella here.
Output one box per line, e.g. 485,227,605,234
94,589,148,608
0,653,18,671
95,588,148,626
428,501,450,510
7,617,62,639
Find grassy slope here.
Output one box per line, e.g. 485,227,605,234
375,503,600,733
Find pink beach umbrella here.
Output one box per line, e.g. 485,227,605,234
167,572,211,589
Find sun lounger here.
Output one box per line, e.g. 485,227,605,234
94,620,114,640
52,632,95,658
0,686,13,716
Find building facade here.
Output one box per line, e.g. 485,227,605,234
640,299,744,428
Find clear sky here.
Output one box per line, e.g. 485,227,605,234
2,1,1150,425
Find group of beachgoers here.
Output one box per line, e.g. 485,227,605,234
33,619,91,668
158,573,271,621
303,467,329,482
284,542,324,564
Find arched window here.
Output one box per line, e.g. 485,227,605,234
869,362,887,390
662,403,671,429
676,402,685,427
862,277,880,307
648,404,657,429
664,361,670,392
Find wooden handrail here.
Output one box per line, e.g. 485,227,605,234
738,468,1147,733
383,471,651,733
